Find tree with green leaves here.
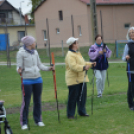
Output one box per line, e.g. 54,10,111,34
30,0,44,12
28,0,44,23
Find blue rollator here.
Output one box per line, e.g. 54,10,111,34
0,101,13,134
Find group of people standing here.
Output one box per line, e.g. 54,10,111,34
16,34,112,129
19,30,133,129
65,35,112,119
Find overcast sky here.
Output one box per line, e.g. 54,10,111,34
7,0,32,15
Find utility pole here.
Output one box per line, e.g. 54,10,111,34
90,0,98,42
19,1,24,25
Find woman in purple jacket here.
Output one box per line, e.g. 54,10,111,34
88,35,112,97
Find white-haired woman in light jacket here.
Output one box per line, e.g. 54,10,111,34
122,27,134,111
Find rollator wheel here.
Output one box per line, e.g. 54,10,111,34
5,127,13,134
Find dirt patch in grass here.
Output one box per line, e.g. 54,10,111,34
6,102,66,114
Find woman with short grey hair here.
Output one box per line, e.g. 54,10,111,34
122,26,134,110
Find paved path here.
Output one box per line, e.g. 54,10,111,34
0,60,125,66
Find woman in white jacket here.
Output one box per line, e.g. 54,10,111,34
16,36,54,130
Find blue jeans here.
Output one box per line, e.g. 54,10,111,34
20,83,42,126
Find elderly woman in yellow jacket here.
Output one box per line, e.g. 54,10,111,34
65,37,96,119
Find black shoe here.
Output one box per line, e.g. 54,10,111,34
80,114,89,117
68,116,74,119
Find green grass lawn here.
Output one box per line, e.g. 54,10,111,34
0,63,132,134
0,43,117,63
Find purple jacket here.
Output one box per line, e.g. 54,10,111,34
88,43,112,70
88,43,112,60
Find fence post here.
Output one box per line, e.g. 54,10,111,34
100,10,103,41
115,40,118,58
46,18,51,58
46,42,49,57
71,15,74,37
61,40,64,57
25,21,27,36
5,18,11,67
113,40,116,57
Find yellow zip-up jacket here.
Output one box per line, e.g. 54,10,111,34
65,51,92,86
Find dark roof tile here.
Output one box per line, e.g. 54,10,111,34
81,0,134,4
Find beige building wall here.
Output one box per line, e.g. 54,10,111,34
34,0,91,48
34,0,134,48
0,26,36,46
96,5,134,43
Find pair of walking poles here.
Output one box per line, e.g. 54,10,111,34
79,67,95,116
79,43,110,115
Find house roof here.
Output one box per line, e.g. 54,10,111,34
81,0,134,5
32,0,134,14
0,0,24,18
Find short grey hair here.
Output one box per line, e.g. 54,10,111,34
126,26,134,40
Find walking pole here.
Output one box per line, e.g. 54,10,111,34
103,43,110,87
127,59,134,111
79,70,88,101
46,18,60,122
51,52,60,123
77,70,87,119
76,70,87,120
91,68,95,115
100,10,110,88
127,60,131,83
20,73,30,130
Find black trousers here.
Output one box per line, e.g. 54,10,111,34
127,74,134,108
20,83,42,126
67,83,87,117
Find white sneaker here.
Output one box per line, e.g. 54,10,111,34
21,124,28,130
37,122,45,127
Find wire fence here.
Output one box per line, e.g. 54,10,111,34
0,12,130,66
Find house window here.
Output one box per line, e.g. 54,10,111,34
124,23,130,29
78,26,82,36
43,30,47,40
56,28,60,34
0,13,6,23
8,12,12,18
59,10,63,21
18,31,25,41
